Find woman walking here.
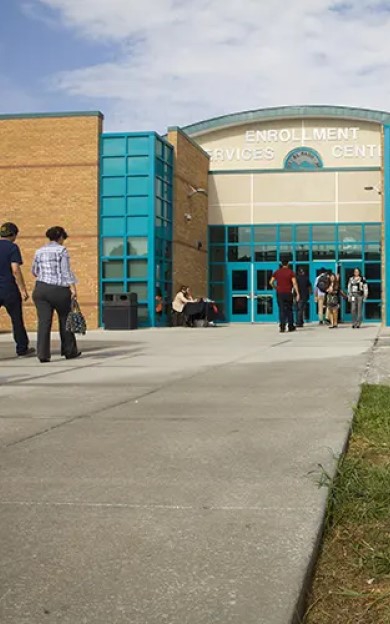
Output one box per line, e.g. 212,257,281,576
348,268,368,328
326,273,345,329
32,226,81,363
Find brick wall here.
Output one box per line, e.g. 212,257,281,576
0,114,102,332
167,128,209,299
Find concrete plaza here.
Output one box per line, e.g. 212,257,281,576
0,323,379,623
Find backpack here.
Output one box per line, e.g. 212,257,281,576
317,274,330,293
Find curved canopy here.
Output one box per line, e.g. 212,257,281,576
182,105,390,137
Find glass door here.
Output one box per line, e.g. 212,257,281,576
254,263,277,322
227,263,251,322
310,262,337,322
339,262,363,324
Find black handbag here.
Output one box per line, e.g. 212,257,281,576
66,299,87,335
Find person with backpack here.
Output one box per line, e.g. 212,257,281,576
348,268,368,328
314,269,330,325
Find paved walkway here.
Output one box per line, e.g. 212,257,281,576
0,324,379,624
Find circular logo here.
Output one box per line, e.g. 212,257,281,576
284,147,323,170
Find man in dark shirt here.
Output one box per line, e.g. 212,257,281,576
0,222,34,356
270,257,300,332
296,267,312,328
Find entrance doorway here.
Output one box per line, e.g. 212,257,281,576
227,263,277,323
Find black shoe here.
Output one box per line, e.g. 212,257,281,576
319,321,324,325
288,326,297,332
279,326,286,333
39,358,51,363
65,352,82,360
296,324,304,328
18,347,35,357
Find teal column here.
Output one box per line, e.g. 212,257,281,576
384,126,390,326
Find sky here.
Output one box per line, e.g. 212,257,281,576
1,0,390,132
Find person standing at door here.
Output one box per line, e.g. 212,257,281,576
314,268,330,325
295,267,312,328
348,268,368,328
0,222,35,357
32,226,80,363
269,258,300,333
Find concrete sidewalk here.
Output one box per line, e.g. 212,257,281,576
0,324,379,624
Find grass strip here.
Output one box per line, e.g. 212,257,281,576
304,384,390,624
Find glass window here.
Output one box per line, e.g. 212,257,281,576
228,246,252,262
312,244,335,260
209,227,226,244
164,241,172,259
232,296,248,315
364,224,381,242
127,260,148,279
232,270,248,290
210,264,225,282
312,225,335,242
254,226,277,243
127,237,148,256
367,282,381,300
102,282,123,294
257,295,273,315
210,284,225,301
338,243,362,259
254,245,277,262
126,282,148,300
102,238,124,257
279,226,293,243
296,245,309,261
365,263,381,280
279,245,293,262
296,225,310,242
137,305,149,323
338,224,363,243
102,260,124,279
364,244,381,260
210,246,225,262
365,302,381,320
228,226,251,244
256,269,273,291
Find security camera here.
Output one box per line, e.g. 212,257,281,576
184,213,192,222
187,185,208,198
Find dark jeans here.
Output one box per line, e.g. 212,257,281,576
0,288,29,355
296,299,308,327
277,293,294,330
33,282,77,360
171,310,184,327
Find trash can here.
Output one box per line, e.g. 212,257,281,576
103,293,138,330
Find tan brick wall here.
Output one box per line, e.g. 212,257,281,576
167,128,209,299
0,114,102,332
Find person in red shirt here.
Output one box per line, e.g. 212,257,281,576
269,258,300,332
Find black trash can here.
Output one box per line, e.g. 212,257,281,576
103,293,138,330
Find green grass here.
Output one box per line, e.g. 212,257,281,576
305,384,390,624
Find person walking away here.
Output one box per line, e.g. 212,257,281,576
0,222,34,357
314,269,330,325
172,285,193,327
296,267,312,328
348,268,368,328
326,273,346,328
32,226,80,363
270,258,300,333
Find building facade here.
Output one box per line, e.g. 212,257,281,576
1,105,390,331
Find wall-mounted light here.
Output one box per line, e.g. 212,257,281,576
364,185,382,195
197,241,203,250
187,185,208,198
184,213,192,222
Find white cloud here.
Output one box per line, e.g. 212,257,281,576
33,0,390,131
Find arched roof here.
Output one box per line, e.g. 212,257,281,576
182,105,390,137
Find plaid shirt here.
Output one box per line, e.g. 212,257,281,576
32,242,77,286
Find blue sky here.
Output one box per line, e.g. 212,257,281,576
2,0,390,131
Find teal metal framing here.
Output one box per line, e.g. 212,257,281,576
384,125,390,325
209,223,382,324
99,132,173,327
